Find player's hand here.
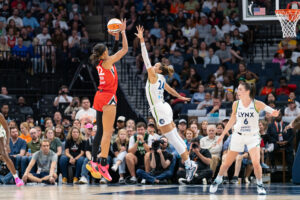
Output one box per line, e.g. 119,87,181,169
134,25,144,39
120,18,126,32
178,96,191,102
271,110,280,117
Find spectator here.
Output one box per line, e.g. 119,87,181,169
59,127,85,184
19,122,31,143
111,129,129,184
214,65,226,83
276,77,290,96
184,128,195,151
53,111,62,126
260,79,275,96
75,97,96,126
112,116,126,141
147,122,160,146
126,126,135,138
197,92,213,110
216,123,224,136
199,41,208,58
177,119,187,139
12,38,29,60
181,19,196,41
168,49,184,67
200,124,222,177
0,19,6,36
272,53,286,70
265,92,276,105
125,122,151,184
9,126,26,172
292,56,300,75
224,91,235,103
0,86,11,99
190,123,202,140
196,16,211,40
136,136,174,184
68,29,81,48
22,139,57,184
184,0,199,14
204,27,222,47
64,97,81,117
11,0,26,10
215,41,232,64
17,96,33,116
268,112,294,177
44,128,62,156
188,48,204,66
7,9,23,28
126,119,136,130
150,21,161,39
55,124,65,142
212,82,225,99
199,120,208,137
170,0,184,15
259,120,274,169
34,126,43,139
44,117,54,130
289,92,300,107
191,84,205,104
6,27,17,49
202,0,217,14
284,99,300,117
36,27,51,45
178,138,212,184
52,14,69,31
21,127,41,177
53,85,73,107
22,11,39,29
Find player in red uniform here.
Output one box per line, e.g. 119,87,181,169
86,19,128,181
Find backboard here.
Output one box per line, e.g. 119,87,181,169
240,0,297,24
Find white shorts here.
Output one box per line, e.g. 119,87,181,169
150,102,173,127
229,132,261,152
0,125,6,138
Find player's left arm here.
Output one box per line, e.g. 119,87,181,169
165,83,191,102
0,113,10,144
255,100,280,117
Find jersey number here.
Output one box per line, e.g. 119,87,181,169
244,119,248,125
158,80,165,90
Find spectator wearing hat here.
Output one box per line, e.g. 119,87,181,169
112,116,126,143
284,99,300,117
177,119,187,139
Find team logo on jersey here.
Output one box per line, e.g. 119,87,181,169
159,119,165,125
238,112,254,118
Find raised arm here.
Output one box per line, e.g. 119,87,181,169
135,25,156,83
108,30,120,54
164,83,191,102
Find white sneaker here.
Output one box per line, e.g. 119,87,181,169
178,178,188,185
79,176,88,184
245,177,250,184
257,184,267,195
141,179,146,184
111,164,118,172
209,180,221,193
130,176,137,184
100,178,107,184
186,161,198,182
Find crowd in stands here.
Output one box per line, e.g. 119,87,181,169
0,0,300,186
0,0,91,76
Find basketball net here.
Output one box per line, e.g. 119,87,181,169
276,2,300,38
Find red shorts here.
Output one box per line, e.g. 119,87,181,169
93,91,117,112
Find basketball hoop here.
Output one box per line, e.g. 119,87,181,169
275,2,300,38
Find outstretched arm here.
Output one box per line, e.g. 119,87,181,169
108,31,120,54
135,25,156,82
255,100,280,117
164,83,191,101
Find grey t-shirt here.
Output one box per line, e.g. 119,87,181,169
32,150,58,173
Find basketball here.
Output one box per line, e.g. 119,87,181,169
107,18,122,33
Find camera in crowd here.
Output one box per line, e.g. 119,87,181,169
191,138,200,149
192,143,199,149
152,139,165,151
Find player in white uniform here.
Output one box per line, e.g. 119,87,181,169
209,82,279,195
135,25,198,182
0,113,24,186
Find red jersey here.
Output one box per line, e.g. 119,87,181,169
96,60,118,94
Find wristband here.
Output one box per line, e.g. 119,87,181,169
121,31,125,33
264,105,274,114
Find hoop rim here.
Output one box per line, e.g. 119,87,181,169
275,9,300,14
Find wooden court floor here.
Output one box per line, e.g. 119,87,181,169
0,184,300,200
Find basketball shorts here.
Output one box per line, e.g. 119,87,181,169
0,125,6,138
229,132,261,152
93,91,117,112
150,102,173,127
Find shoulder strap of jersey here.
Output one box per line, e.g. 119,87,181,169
235,100,239,113
253,99,259,113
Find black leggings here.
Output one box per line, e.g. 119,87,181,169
92,111,103,162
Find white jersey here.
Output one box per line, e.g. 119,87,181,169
145,74,166,107
233,100,260,134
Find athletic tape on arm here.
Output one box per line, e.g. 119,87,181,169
141,42,152,69
264,105,275,114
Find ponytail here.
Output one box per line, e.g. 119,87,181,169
90,43,107,64
160,63,174,77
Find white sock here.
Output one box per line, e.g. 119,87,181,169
13,174,18,179
215,175,223,184
184,158,192,168
257,178,263,185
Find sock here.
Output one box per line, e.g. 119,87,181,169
100,157,107,166
184,158,192,168
257,178,263,185
13,174,18,179
215,175,223,184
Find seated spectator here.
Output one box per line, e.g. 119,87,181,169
19,122,31,143
199,41,208,58
260,79,275,96
21,127,41,177
181,19,196,41
216,123,225,137
64,97,81,117
0,86,12,99
9,126,26,172
184,0,199,14
214,65,225,83
22,11,39,29
200,124,222,177
112,116,126,142
52,14,69,31
184,128,195,150
7,9,23,28
168,49,184,67
272,53,286,70
150,21,161,39
125,122,151,184
44,128,62,156
206,97,224,116
53,85,73,107
75,97,96,127
268,112,294,177
137,136,174,184
36,27,51,45
289,92,300,107
205,27,222,48
259,120,274,169
1,104,12,122
212,82,225,100
292,56,300,75
55,124,65,143
188,48,204,66
44,117,54,130
215,41,232,64
204,47,220,67
276,77,290,96
178,138,212,184
196,16,211,40
224,91,235,103
22,139,57,184
265,92,277,105
53,111,62,126
190,122,202,140
126,119,136,129
284,99,300,117
199,120,208,137
197,92,213,110
12,38,29,60
17,96,33,116
68,29,81,48
147,122,160,145
59,127,85,184
11,0,26,10
177,119,187,139
191,84,205,104
111,129,129,184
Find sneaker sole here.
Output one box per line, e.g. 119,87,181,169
187,165,198,182
86,164,102,179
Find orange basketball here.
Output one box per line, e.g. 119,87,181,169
107,18,122,33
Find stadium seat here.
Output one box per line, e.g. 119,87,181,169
181,104,198,115
277,95,289,101
247,63,262,75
